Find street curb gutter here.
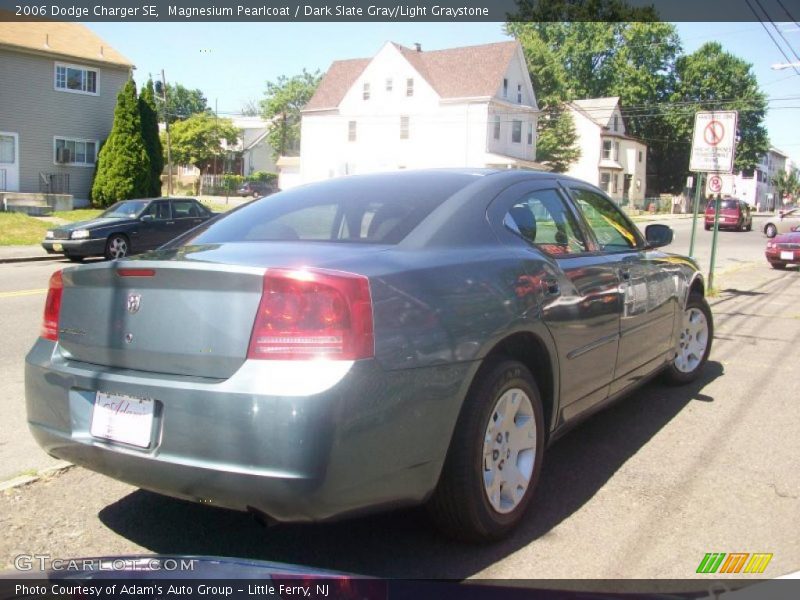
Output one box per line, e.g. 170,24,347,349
0,461,73,491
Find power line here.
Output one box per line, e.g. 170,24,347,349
746,0,800,77
752,0,800,66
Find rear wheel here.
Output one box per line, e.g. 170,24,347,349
64,253,83,263
765,223,777,238
104,234,129,260
745,220,752,232
427,360,545,542
704,224,711,231
663,294,713,385
770,261,787,270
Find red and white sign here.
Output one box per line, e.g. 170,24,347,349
708,175,723,194
690,111,738,173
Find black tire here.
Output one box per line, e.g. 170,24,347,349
427,360,545,542
104,234,130,260
770,261,787,270
662,294,713,385
765,223,777,238
746,220,752,232
704,224,711,231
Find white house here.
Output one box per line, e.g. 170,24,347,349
706,146,790,210
292,41,541,187
564,97,647,205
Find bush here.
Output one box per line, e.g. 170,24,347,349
222,174,244,191
248,171,277,183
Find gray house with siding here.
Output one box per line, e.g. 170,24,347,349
0,22,133,204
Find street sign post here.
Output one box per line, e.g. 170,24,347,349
688,111,738,287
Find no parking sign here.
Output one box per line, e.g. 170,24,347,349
690,111,738,173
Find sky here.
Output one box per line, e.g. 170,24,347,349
87,21,800,165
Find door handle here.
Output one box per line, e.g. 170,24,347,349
542,277,560,297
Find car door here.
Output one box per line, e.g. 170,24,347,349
490,181,623,422
137,199,176,250
565,185,678,395
170,199,208,236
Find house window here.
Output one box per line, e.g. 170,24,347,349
54,137,97,166
517,84,522,104
527,123,533,145
493,116,501,140
638,150,643,163
600,172,611,192
400,115,409,139
602,140,619,160
613,115,619,132
612,174,619,194
348,121,357,142
614,142,620,161
0,135,14,164
406,78,414,97
362,82,370,100
386,78,393,92
503,78,508,98
55,63,97,95
512,120,522,144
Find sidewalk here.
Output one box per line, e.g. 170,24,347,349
0,245,55,264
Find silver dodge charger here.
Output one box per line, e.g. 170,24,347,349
26,169,713,541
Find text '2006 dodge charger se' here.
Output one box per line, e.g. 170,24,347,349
26,170,713,541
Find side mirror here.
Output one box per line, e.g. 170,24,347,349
645,224,673,248
140,214,154,222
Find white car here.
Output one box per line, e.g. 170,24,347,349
763,207,800,238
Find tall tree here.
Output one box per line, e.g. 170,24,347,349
240,99,261,117
167,112,239,174
91,79,150,207
772,169,799,204
139,79,163,197
260,69,322,159
668,42,769,189
156,82,209,124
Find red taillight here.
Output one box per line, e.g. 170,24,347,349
248,268,374,361
41,270,63,341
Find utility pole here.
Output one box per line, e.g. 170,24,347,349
161,69,173,196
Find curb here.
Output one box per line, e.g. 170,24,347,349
0,255,60,264
0,461,73,491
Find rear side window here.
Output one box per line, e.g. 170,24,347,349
182,175,471,245
707,199,739,211
503,189,587,255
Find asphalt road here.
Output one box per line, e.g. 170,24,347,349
1,220,797,580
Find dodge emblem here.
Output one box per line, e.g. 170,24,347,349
127,293,141,314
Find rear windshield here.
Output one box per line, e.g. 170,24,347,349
707,199,739,210
180,175,473,245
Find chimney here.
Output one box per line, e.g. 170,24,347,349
414,43,422,52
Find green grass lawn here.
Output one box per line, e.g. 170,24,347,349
0,213,51,245
52,208,103,222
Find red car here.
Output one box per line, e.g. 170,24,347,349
704,198,752,231
765,229,800,269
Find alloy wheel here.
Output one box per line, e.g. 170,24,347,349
107,236,128,259
675,307,709,373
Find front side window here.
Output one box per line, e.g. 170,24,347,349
571,188,641,252
512,120,522,143
55,137,97,166
503,189,587,255
142,201,171,220
55,64,97,94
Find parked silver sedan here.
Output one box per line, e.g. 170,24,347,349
762,207,800,238
26,170,712,541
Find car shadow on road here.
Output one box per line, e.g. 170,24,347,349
99,361,723,579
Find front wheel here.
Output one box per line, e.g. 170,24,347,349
427,360,545,542
663,294,713,385
105,234,129,260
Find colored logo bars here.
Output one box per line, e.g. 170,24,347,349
696,553,773,574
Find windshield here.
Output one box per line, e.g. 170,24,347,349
100,200,150,219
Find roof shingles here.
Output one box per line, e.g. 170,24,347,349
304,40,520,111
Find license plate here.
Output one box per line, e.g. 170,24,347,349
90,392,154,448
52,243,62,252
781,251,795,261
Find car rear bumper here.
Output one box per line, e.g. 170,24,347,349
25,338,474,522
42,239,106,257
766,249,800,264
